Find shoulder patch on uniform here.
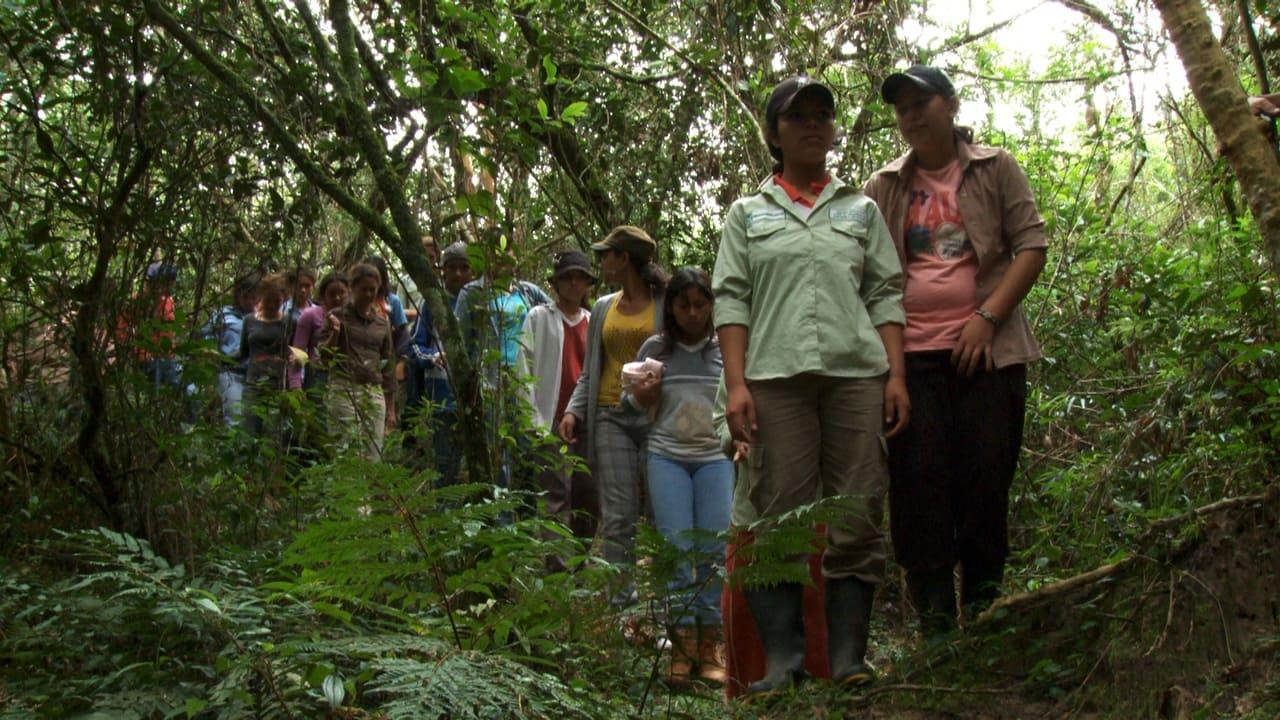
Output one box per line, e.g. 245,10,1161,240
745,208,787,231
829,205,869,225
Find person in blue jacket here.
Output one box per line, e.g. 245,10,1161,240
407,241,473,483
203,273,259,426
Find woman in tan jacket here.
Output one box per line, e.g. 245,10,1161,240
863,65,1048,639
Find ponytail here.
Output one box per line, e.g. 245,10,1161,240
634,257,669,293
955,125,975,144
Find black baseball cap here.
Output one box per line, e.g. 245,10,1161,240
145,262,177,281
549,249,597,284
880,65,956,104
765,77,836,130
764,77,836,161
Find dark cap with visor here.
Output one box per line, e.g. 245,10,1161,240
765,77,835,129
549,249,597,284
764,76,836,161
440,241,470,265
880,65,956,104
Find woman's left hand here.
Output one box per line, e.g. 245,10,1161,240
883,375,910,439
951,315,996,377
385,407,398,431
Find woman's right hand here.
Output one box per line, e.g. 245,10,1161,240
1251,94,1280,118
726,383,757,444
327,312,341,333
558,413,578,443
632,375,661,408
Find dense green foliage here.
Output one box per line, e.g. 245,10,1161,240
2,0,1279,717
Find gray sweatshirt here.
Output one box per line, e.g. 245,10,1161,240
623,334,723,463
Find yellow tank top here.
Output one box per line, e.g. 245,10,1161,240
597,299,655,406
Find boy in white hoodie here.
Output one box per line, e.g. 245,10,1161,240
517,250,600,549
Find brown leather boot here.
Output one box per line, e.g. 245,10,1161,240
697,626,728,685
667,627,697,686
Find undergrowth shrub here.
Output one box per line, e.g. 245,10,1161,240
0,472,627,719
1012,204,1280,591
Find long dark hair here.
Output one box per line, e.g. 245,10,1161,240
317,271,350,307
632,254,669,294
232,272,261,306
660,267,715,358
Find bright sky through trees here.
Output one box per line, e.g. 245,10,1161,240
905,0,1192,143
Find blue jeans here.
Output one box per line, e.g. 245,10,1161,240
216,370,245,426
646,453,734,626
431,410,462,486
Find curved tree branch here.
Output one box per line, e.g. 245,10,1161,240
599,0,767,162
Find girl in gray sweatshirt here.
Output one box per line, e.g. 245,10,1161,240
624,267,730,685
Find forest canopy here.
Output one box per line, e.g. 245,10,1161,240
1,0,1278,718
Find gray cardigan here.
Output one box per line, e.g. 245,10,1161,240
564,290,666,466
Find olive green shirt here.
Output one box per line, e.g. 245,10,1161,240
712,174,905,381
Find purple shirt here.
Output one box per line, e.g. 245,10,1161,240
289,304,328,389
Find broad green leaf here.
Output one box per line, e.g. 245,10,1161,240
446,67,487,96
184,698,208,718
560,101,589,124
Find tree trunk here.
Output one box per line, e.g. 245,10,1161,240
1155,0,1280,278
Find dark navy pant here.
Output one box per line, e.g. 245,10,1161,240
888,352,1027,578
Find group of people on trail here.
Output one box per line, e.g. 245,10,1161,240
521,64,1046,700
121,63,1046,701
197,242,479,466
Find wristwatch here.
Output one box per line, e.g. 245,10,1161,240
974,308,1002,327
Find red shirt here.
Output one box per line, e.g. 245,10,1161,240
119,293,175,362
554,317,588,423
772,173,832,208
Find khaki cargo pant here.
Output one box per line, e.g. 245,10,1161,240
743,373,888,584
326,378,387,462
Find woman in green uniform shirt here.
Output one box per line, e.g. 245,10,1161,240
712,76,908,696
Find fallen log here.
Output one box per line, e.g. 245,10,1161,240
898,483,1280,718
976,485,1278,623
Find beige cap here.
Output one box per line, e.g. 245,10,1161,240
591,225,656,261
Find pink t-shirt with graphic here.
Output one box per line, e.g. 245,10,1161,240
902,160,979,352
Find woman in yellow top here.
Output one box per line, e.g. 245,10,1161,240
560,226,667,595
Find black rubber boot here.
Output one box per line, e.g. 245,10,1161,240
825,577,877,688
906,569,957,641
743,583,807,697
960,563,1003,622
